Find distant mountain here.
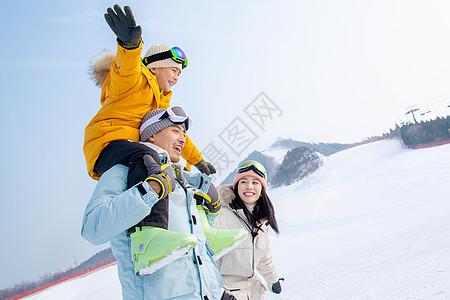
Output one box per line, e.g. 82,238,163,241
77,248,116,272
271,147,324,187
220,138,347,187
270,138,348,156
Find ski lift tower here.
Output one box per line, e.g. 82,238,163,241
405,105,420,124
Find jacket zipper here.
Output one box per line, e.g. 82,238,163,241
181,183,205,298
233,209,256,278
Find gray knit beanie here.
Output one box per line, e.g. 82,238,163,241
144,44,183,71
140,108,187,142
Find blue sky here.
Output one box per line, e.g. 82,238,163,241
1,0,450,289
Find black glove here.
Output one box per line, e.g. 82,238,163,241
220,291,237,300
104,5,142,49
143,155,176,199
194,159,216,175
272,278,284,294
271,278,284,294
194,183,221,214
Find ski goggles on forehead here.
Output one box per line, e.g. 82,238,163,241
237,161,267,179
139,105,190,135
142,47,188,69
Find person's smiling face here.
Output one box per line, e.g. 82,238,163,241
237,176,262,205
151,67,181,92
148,124,185,162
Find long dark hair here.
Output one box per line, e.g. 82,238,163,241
231,185,279,234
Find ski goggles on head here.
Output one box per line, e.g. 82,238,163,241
237,161,267,179
139,105,190,135
142,47,188,69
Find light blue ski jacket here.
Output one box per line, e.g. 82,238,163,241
81,144,224,300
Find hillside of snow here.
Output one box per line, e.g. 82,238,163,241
25,139,450,299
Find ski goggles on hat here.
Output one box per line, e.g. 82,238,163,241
142,47,188,69
237,161,267,179
139,105,190,135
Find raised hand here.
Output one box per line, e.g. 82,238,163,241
104,4,142,49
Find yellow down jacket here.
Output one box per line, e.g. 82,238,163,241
84,42,202,180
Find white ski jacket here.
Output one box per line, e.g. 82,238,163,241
81,143,223,300
215,185,281,300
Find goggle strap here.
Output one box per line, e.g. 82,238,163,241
143,50,186,69
139,110,190,135
238,165,266,179
139,112,165,135
143,51,173,66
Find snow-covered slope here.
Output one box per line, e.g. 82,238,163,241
25,139,450,300
24,264,121,299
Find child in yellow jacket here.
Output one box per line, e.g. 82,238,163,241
83,5,246,275
84,5,214,180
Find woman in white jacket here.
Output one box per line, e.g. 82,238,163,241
215,161,283,300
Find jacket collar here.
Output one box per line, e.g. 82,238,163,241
140,142,172,165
